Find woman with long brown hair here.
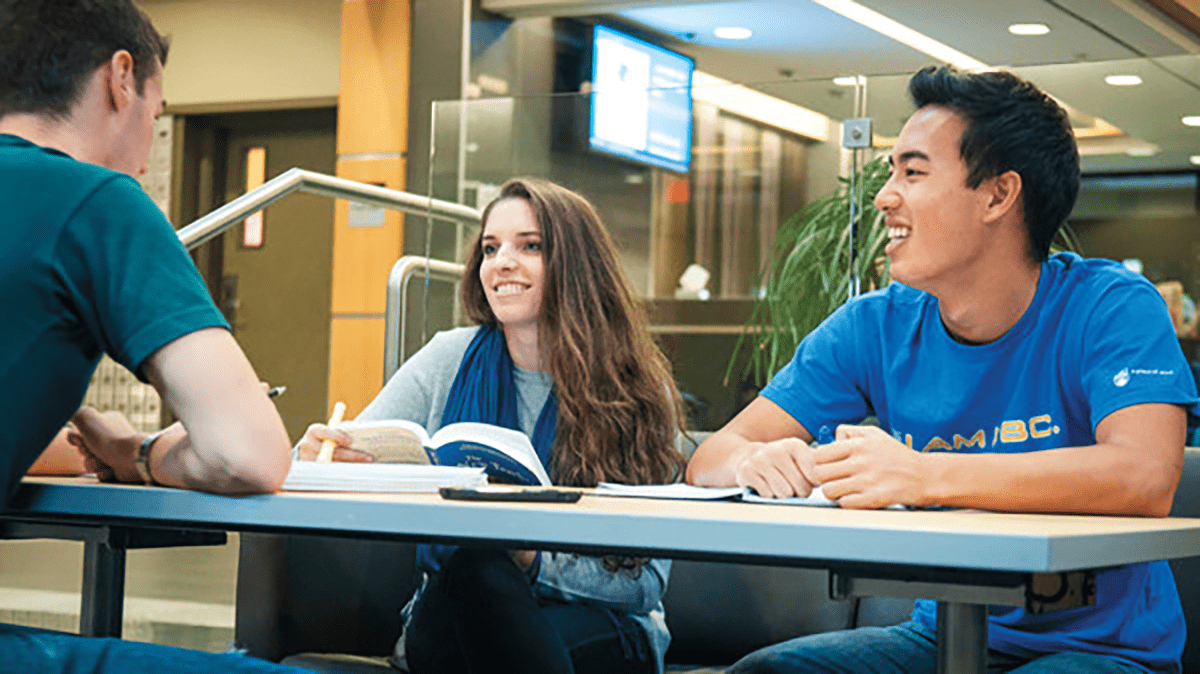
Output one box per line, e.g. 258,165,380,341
296,177,686,674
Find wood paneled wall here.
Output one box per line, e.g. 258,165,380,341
329,0,411,417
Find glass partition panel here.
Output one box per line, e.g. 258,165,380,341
430,76,861,301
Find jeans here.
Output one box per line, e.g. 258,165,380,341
728,621,1144,674
0,622,303,674
405,547,653,674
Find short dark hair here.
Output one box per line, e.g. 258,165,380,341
908,66,1079,262
0,0,169,119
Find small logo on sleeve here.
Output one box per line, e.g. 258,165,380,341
1113,367,1173,387
1113,369,1130,387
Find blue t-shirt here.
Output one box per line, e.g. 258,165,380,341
763,252,1199,673
0,134,227,503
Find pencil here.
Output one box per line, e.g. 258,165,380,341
316,401,346,463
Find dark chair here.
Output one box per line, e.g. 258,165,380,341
1170,447,1200,672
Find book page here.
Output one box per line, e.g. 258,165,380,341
430,422,552,486
339,420,432,464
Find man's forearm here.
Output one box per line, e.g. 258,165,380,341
686,431,758,486
148,422,290,494
923,442,1181,516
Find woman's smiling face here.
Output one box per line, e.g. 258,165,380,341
479,198,545,330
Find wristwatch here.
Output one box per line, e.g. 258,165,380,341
136,429,167,486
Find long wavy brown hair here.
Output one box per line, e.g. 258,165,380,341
462,178,686,487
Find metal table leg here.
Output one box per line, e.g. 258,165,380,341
936,601,987,674
1,518,226,639
830,568,1023,674
80,535,126,637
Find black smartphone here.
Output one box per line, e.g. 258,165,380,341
439,486,582,503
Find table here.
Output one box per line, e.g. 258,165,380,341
7,476,1200,674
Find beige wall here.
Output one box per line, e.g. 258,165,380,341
142,0,342,109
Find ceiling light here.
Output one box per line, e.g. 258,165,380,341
1104,75,1142,86
1125,146,1157,156
833,76,863,86
1191,155,1200,165
808,0,987,70
1184,116,1200,126
692,71,830,141
1009,23,1050,36
713,26,752,39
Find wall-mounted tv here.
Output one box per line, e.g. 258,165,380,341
589,24,694,174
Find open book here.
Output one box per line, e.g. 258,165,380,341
341,420,552,486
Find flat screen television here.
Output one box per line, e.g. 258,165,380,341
589,24,694,174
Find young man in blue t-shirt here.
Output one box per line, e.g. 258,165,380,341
0,1,301,672
689,66,1199,673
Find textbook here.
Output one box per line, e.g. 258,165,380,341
340,420,552,486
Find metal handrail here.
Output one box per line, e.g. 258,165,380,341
384,256,466,381
175,167,480,382
176,167,481,250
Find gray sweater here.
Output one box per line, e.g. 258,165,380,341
358,325,553,435
372,326,671,673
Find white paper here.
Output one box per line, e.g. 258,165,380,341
595,482,747,500
282,461,487,492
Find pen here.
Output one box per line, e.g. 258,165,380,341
316,401,346,463
267,385,286,399
817,425,833,445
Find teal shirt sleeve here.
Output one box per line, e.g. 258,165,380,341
55,175,228,381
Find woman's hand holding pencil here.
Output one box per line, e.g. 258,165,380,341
316,402,345,463
291,402,375,463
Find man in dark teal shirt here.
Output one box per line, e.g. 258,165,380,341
0,1,301,671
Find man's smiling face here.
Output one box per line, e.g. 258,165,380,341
874,105,997,293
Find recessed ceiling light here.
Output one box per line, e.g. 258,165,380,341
1191,155,1200,165
1009,23,1050,36
1184,116,1200,126
1105,75,1142,86
810,0,986,70
833,76,862,86
1125,146,1157,157
713,26,752,40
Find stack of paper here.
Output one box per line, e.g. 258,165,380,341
595,482,747,500
282,461,488,492
740,486,837,507
594,482,840,507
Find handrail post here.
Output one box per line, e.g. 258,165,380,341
384,256,466,381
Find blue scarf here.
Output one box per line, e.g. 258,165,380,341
417,322,558,573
